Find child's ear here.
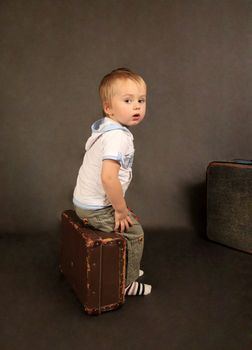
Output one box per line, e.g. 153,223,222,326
103,101,112,116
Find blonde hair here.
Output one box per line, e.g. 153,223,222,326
99,68,146,114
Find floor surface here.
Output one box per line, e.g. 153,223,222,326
0,229,252,350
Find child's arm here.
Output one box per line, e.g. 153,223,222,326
101,159,133,233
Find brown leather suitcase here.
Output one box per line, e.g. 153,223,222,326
59,210,126,315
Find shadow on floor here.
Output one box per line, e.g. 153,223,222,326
185,180,207,237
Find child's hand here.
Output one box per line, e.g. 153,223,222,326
114,209,133,233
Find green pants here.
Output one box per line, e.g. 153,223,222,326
74,206,144,285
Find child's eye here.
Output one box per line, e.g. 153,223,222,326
124,99,132,103
139,99,146,103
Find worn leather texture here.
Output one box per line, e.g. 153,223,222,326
60,210,126,314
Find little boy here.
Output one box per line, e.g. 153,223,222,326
73,68,151,296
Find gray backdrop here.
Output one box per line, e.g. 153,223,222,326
1,0,251,234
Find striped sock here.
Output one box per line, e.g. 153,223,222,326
124,282,152,296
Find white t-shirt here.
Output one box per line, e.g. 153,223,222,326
73,117,134,209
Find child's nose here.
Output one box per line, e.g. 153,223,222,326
133,101,140,109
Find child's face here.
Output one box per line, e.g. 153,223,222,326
104,79,146,127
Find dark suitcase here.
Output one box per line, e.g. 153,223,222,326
59,210,126,315
206,160,252,253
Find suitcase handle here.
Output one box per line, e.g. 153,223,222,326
232,159,252,165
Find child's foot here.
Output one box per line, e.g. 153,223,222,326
124,282,152,296
139,269,144,277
